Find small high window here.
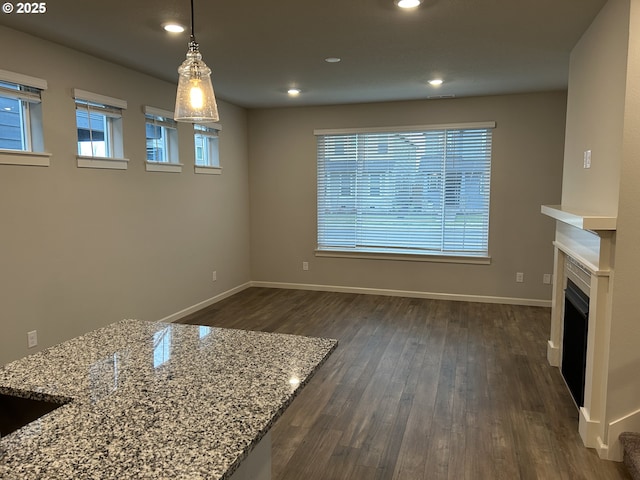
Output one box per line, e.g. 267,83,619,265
0,69,49,166
194,123,221,174
144,106,181,172
74,89,128,170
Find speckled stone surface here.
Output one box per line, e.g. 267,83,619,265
0,320,337,479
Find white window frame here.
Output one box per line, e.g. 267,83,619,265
0,69,51,167
144,106,182,173
194,123,222,175
74,89,128,170
315,122,495,264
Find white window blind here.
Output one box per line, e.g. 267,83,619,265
316,122,494,258
0,69,47,91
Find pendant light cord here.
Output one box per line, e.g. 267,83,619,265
190,0,195,42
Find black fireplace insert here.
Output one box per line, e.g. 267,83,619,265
561,278,590,407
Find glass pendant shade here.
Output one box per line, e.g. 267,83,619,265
174,42,219,123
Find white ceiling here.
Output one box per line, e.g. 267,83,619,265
0,0,606,108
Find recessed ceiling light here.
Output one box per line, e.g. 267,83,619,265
287,88,301,96
428,79,444,86
163,23,185,33
325,57,341,63
395,0,422,8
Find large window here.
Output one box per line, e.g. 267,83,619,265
315,122,495,259
0,73,46,153
74,89,127,169
194,123,221,172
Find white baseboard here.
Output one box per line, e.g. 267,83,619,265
159,280,550,327
158,282,252,323
604,407,640,461
579,406,601,450
576,403,640,461
596,436,609,459
547,340,560,366
249,281,552,307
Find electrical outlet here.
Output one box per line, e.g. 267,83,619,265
302,261,309,271
27,330,38,348
212,271,217,282
516,272,524,283
543,273,552,285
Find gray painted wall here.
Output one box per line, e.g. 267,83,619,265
248,93,566,302
556,0,640,447
0,26,251,364
0,25,568,365
611,0,640,425
562,0,627,215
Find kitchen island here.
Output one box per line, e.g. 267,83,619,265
0,320,337,479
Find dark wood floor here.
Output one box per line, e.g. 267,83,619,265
179,288,630,480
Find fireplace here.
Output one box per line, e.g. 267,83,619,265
562,278,589,407
542,204,618,459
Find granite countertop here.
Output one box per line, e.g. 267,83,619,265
0,320,337,479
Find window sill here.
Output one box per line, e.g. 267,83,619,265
0,149,51,167
77,156,129,170
145,161,183,173
195,165,222,175
315,249,491,265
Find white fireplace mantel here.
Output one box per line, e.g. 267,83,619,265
541,205,617,231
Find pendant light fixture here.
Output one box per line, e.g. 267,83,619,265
174,0,219,123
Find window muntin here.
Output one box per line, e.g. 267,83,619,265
0,81,44,152
194,124,220,168
316,123,494,258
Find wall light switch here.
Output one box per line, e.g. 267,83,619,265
583,150,592,169
27,330,38,348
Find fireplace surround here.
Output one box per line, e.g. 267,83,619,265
542,205,619,459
